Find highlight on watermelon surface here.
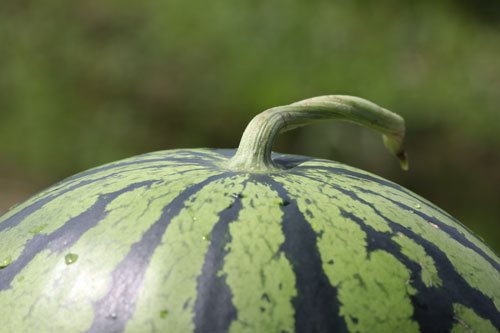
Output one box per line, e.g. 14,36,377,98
0,95,499,333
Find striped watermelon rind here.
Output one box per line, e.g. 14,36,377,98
1,148,499,332
1,95,499,332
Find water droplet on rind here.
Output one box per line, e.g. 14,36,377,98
65,253,79,265
428,222,440,229
160,310,169,318
0,256,12,268
202,234,211,241
414,204,421,209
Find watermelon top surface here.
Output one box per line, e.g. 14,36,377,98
1,95,500,333
0,148,499,333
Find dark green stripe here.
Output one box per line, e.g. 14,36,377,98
266,175,348,333
321,175,500,329
296,171,500,273
32,148,224,201
0,194,53,234
393,220,500,330
213,149,311,170
293,172,500,330
192,181,249,332
0,181,156,291
209,149,236,159
339,209,455,332
0,165,207,234
292,164,458,222
354,186,500,272
45,159,212,199
170,149,228,160
88,173,230,333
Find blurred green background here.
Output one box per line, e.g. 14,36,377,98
1,0,499,252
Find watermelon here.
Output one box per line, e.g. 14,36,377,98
0,95,499,333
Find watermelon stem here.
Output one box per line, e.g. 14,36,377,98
226,95,408,172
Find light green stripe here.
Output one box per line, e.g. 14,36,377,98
296,164,500,312
275,173,419,333
0,149,221,223
0,249,87,333
451,304,497,333
0,160,185,223
351,180,500,312
393,232,442,288
303,160,500,267
0,163,212,267
287,169,393,233
126,148,227,163
0,167,220,332
125,175,248,333
223,181,296,333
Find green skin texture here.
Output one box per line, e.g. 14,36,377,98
0,149,499,332
1,96,499,332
